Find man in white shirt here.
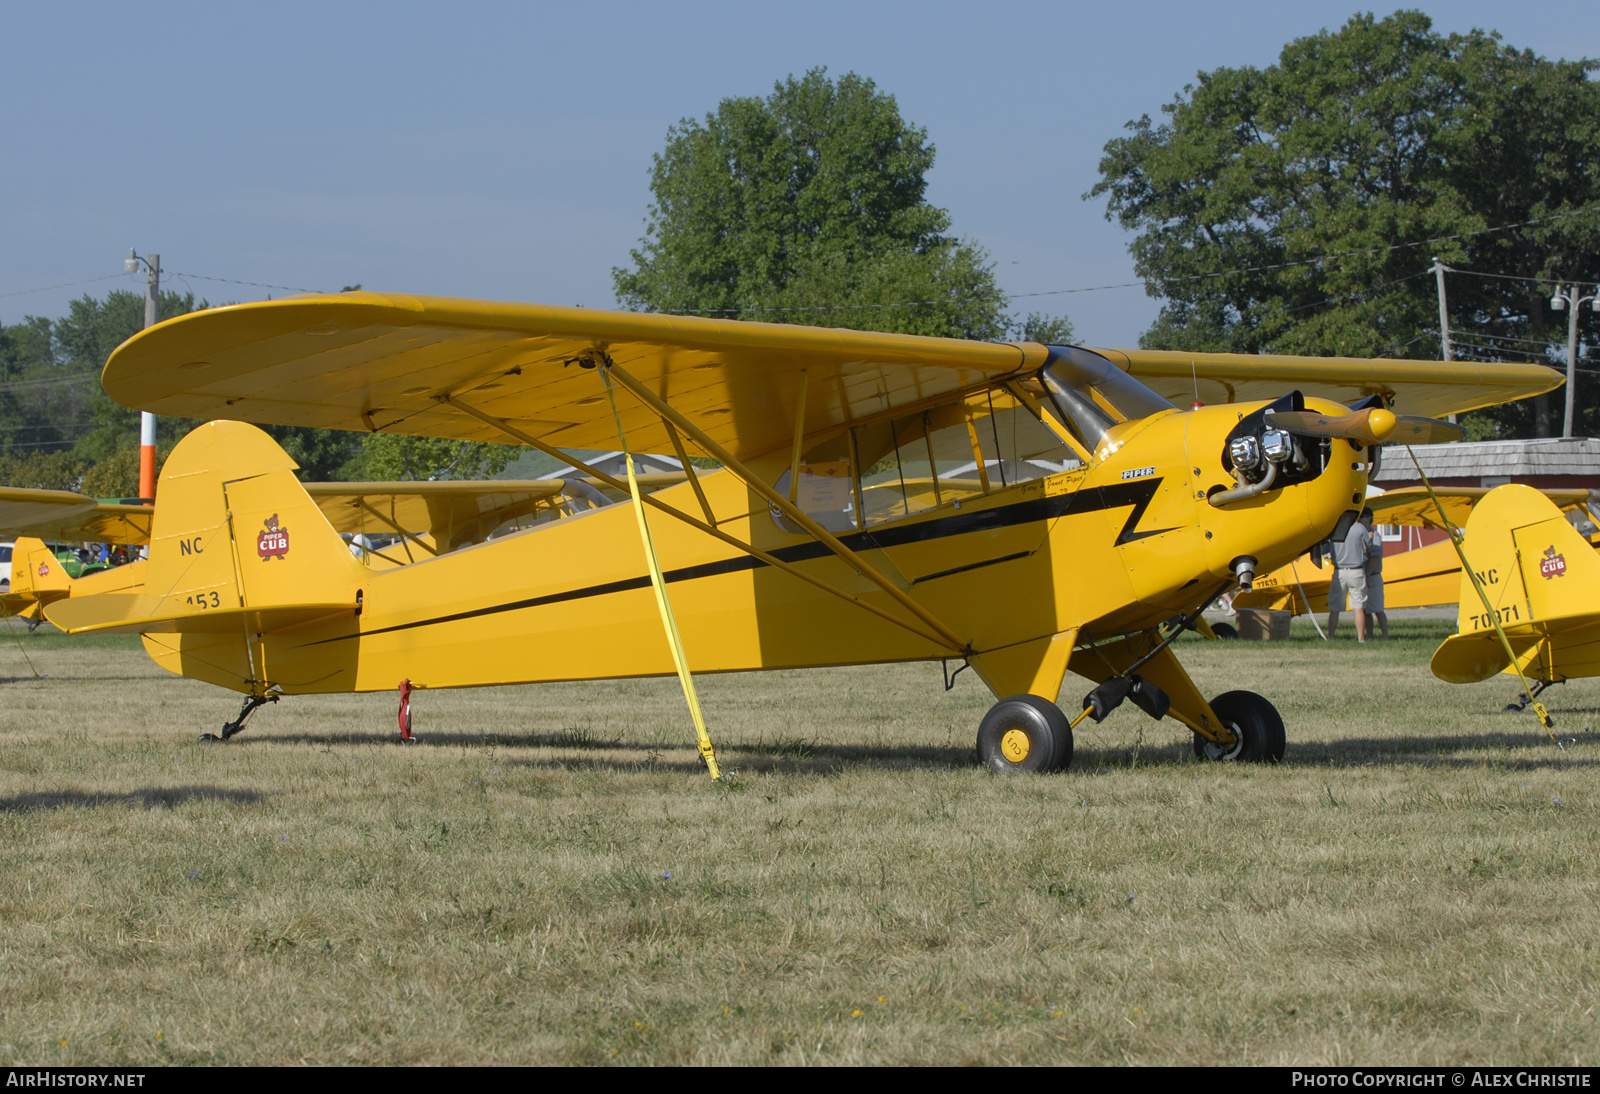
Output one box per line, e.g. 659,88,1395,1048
1327,508,1374,642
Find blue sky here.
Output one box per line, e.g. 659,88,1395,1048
2,1,1596,347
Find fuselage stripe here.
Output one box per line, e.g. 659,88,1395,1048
309,477,1163,643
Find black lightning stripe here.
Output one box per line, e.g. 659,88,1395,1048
308,478,1166,643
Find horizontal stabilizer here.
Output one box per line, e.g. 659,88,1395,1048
1430,631,1516,683
46,592,355,636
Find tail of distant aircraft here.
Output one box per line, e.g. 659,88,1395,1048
4,537,74,620
1431,484,1600,686
46,421,366,651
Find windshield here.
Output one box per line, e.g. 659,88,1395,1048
1038,346,1175,455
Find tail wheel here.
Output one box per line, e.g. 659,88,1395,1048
977,695,1073,774
1194,690,1285,763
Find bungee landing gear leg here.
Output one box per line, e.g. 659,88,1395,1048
398,678,415,743
1504,679,1559,714
199,693,278,742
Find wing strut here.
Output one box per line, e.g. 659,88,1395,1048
438,396,962,652
601,363,972,655
355,500,440,557
598,368,721,780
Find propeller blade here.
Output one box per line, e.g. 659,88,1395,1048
1265,408,1397,446
1383,416,1466,445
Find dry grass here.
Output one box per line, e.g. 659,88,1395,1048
0,618,1597,1065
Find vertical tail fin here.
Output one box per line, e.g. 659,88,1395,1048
1433,484,1600,683
4,537,73,619
1451,484,1600,634
47,420,366,638
146,420,367,613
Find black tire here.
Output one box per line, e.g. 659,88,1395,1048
1211,622,1238,639
977,694,1073,774
1193,690,1286,763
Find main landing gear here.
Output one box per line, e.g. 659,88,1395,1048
977,695,1074,773
1192,690,1285,763
198,693,278,742
975,686,1286,772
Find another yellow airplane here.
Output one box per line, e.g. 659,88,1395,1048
1234,487,1600,618
1431,484,1600,713
0,488,152,624
46,294,1558,770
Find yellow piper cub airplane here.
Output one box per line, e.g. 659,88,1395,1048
1431,484,1600,713
47,294,1557,771
1233,487,1600,618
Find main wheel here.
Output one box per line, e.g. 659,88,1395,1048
1211,622,1238,639
1193,690,1285,763
977,695,1073,774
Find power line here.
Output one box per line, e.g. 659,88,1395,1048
667,202,1600,316
5,199,1596,324
1444,265,1598,289
0,373,100,393
166,271,327,295
0,273,128,301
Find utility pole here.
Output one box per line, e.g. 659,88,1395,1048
1551,283,1599,439
1432,258,1457,425
124,250,160,501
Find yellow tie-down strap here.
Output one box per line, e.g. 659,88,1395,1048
603,368,722,780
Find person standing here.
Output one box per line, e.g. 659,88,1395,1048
1327,508,1374,641
1363,509,1389,640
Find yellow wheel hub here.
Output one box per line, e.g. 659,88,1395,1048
1000,728,1031,763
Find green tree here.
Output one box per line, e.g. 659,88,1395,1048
347,434,515,482
0,450,85,492
1010,312,1076,345
1090,11,1600,436
56,289,208,461
614,69,1017,341
0,315,84,456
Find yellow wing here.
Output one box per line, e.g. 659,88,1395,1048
102,295,1559,458
1369,486,1592,531
0,487,153,545
1104,349,1561,418
103,293,1047,461
305,474,687,554
305,479,565,553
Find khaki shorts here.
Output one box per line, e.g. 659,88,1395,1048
1335,567,1368,610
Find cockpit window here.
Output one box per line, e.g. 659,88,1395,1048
1038,345,1175,456
771,389,1085,533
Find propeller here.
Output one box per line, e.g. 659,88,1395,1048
1383,415,1465,445
1265,408,1465,447
1265,408,1397,446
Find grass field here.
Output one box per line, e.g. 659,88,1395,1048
0,617,1596,1065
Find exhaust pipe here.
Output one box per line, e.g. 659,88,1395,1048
1207,459,1277,508
1232,556,1258,592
